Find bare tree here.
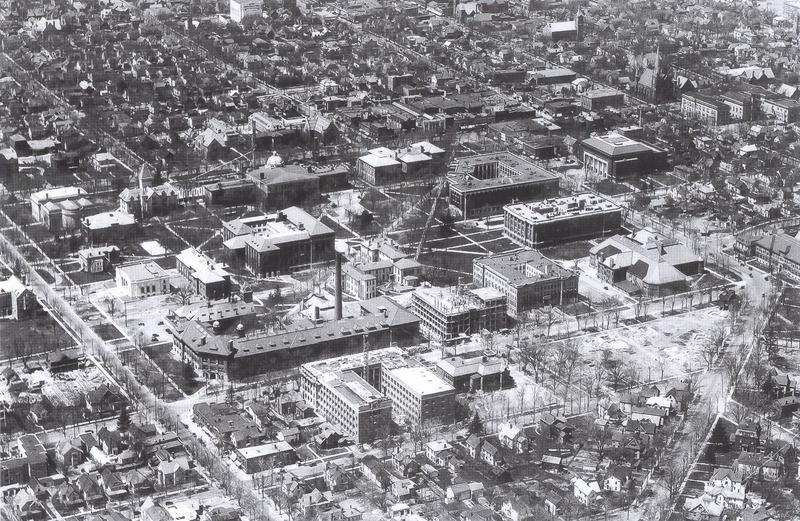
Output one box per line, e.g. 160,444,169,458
608,360,626,391
105,297,117,316
175,283,194,305
544,305,557,337
728,401,749,423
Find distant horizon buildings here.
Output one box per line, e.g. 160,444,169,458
230,0,262,22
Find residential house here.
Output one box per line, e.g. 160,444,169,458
425,440,454,466
56,439,84,469
98,427,127,455
733,420,761,452
733,451,783,481
100,469,128,501
360,455,391,490
157,458,190,487
540,413,575,444
573,478,601,506
299,489,333,517
604,465,631,492
684,495,724,520
544,490,564,516
392,453,419,478
324,462,351,492
499,422,528,453
391,477,416,501
465,434,482,459
76,473,106,508
84,383,126,418
630,406,668,427
54,482,84,511
703,467,747,509
481,441,503,466
12,489,45,520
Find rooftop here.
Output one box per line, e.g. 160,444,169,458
413,286,505,316
448,152,559,193
117,261,169,283
504,193,621,223
389,366,454,396
319,371,389,409
475,249,572,287
581,132,663,158
302,347,409,379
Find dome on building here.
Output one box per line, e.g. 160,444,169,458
266,151,283,169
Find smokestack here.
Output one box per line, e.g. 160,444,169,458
138,164,146,221
335,253,342,320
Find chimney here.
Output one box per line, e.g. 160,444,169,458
314,305,320,322
212,320,221,333
335,253,343,320
236,323,245,338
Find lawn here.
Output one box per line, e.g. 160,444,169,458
143,343,204,397
540,241,594,261
0,312,76,360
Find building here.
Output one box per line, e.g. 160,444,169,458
78,246,120,273
590,230,703,297
172,297,419,381
82,211,136,246
30,187,87,222
0,276,38,320
222,207,335,277
581,89,625,111
382,366,455,426
176,248,231,301
473,249,579,314
230,0,262,23
527,68,577,86
300,347,410,410
247,163,321,210
580,132,669,180
234,442,296,473
91,152,119,172
447,152,560,220
0,435,48,486
435,355,506,393
314,371,392,444
412,286,507,344
356,142,444,185
342,264,378,300
753,233,800,280
541,10,583,41
761,97,800,125
116,261,171,298
29,186,96,232
503,194,623,249
681,91,729,126
118,184,179,219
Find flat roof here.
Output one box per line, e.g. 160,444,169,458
117,261,169,282
475,249,571,287
448,152,559,193
236,441,294,458
581,132,662,158
504,193,621,223
302,347,409,379
319,371,388,408
388,366,454,396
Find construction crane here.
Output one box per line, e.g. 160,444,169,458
415,179,446,261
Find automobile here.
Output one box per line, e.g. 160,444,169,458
749,273,753,278
151,333,159,341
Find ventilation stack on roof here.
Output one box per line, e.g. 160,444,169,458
335,253,343,321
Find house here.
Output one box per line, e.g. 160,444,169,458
461,505,498,521
56,439,84,469
703,467,747,509
54,482,84,511
465,434,482,458
277,427,300,444
425,440,454,466
733,451,783,481
684,495,724,520
544,490,563,516
157,458,190,487
76,473,106,508
299,488,333,517
447,482,484,503
13,489,45,520
124,469,155,495
392,452,419,478
738,507,777,521
644,395,675,413
630,405,669,426
84,384,126,417
498,422,528,453
324,462,351,492
500,495,534,521
481,441,503,466
100,468,128,500
98,427,127,455
0,275,37,320
48,348,83,373
573,478,601,506
540,413,575,444
360,455,391,489
733,420,761,451
604,465,631,492
391,477,416,500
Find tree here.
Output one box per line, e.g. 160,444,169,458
105,297,117,316
608,360,625,391
176,283,194,305
117,405,131,433
468,412,484,436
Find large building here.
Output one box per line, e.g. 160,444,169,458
222,207,335,277
473,249,579,314
753,233,800,281
382,366,455,426
435,354,507,393
118,184,179,219
82,211,137,245
447,152,560,220
314,371,392,444
581,89,625,111
356,142,445,185
230,0,262,22
580,132,669,180
0,276,38,320
30,186,96,232
411,286,507,344
171,296,419,381
503,194,623,248
247,163,321,210
116,261,171,298
681,91,729,126
175,248,232,301
590,230,704,297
